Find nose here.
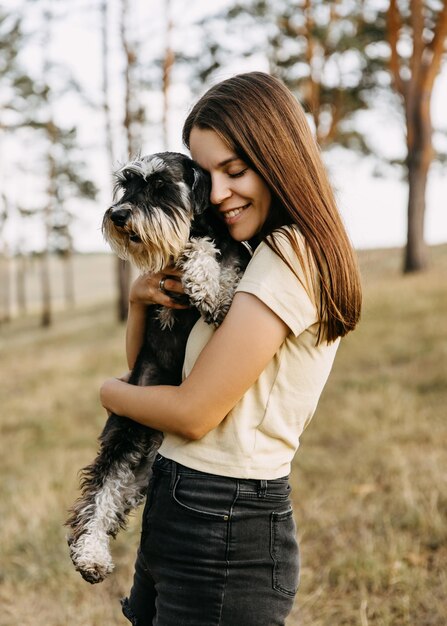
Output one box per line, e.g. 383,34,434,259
210,173,232,206
110,206,131,227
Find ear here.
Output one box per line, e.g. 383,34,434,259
184,158,210,215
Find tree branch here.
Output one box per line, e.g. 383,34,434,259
410,0,424,90
387,0,405,98
422,1,447,94
162,0,174,150
303,0,320,131
101,0,115,176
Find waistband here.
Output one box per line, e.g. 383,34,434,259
153,454,290,497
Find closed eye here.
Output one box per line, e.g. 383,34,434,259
228,168,248,178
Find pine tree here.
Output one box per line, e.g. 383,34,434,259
194,0,447,272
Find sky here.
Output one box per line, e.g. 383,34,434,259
2,0,447,253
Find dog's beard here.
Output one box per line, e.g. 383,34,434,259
103,206,191,272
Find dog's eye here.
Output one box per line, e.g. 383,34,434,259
122,170,136,181
152,177,164,189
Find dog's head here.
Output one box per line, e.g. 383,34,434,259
102,152,210,272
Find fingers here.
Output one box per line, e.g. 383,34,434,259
156,267,190,308
157,291,190,309
149,272,188,309
159,265,184,293
117,370,132,382
160,275,183,294
130,267,190,309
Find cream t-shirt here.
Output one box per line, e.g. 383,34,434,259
158,226,340,479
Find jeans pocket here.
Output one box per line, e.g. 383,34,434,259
270,508,300,597
171,474,232,521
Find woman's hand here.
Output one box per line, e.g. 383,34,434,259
101,371,133,417
100,377,123,416
118,370,132,383
129,266,189,309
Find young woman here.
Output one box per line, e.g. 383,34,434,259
100,71,362,626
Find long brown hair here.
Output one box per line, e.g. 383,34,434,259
182,72,362,343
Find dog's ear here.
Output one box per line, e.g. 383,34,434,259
184,158,211,215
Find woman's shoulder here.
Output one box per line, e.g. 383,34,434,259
249,224,305,258
250,224,312,277
237,224,319,337
266,223,306,253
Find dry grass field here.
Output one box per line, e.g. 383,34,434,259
0,246,446,626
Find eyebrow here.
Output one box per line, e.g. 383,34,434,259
217,156,240,168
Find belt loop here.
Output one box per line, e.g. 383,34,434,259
169,459,177,492
258,479,267,498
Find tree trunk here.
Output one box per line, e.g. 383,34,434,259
41,250,51,327
63,253,75,307
162,0,174,149
404,89,432,273
405,157,429,273
42,128,58,327
101,0,115,173
0,249,11,323
117,0,136,322
101,0,129,322
116,256,131,321
121,0,138,158
16,252,27,315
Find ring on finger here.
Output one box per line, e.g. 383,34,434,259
159,277,168,294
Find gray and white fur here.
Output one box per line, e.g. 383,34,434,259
65,152,250,584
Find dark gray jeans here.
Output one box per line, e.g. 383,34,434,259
122,454,299,626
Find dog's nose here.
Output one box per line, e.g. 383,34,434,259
110,206,130,227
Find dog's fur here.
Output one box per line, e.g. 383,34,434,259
65,152,250,584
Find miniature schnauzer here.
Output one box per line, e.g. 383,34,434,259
65,152,250,584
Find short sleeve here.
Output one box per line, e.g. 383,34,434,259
235,227,318,337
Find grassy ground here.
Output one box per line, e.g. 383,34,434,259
0,246,446,625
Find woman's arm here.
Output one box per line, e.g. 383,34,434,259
126,268,189,369
101,291,289,440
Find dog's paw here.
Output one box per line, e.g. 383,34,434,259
180,237,217,261
76,560,114,585
179,237,221,313
68,532,114,585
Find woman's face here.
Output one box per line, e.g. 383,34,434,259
189,127,272,242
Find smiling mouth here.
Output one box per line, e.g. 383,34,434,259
222,203,250,221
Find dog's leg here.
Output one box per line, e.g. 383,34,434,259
179,237,244,327
66,418,162,584
178,237,221,318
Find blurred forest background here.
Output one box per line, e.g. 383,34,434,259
1,0,446,625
